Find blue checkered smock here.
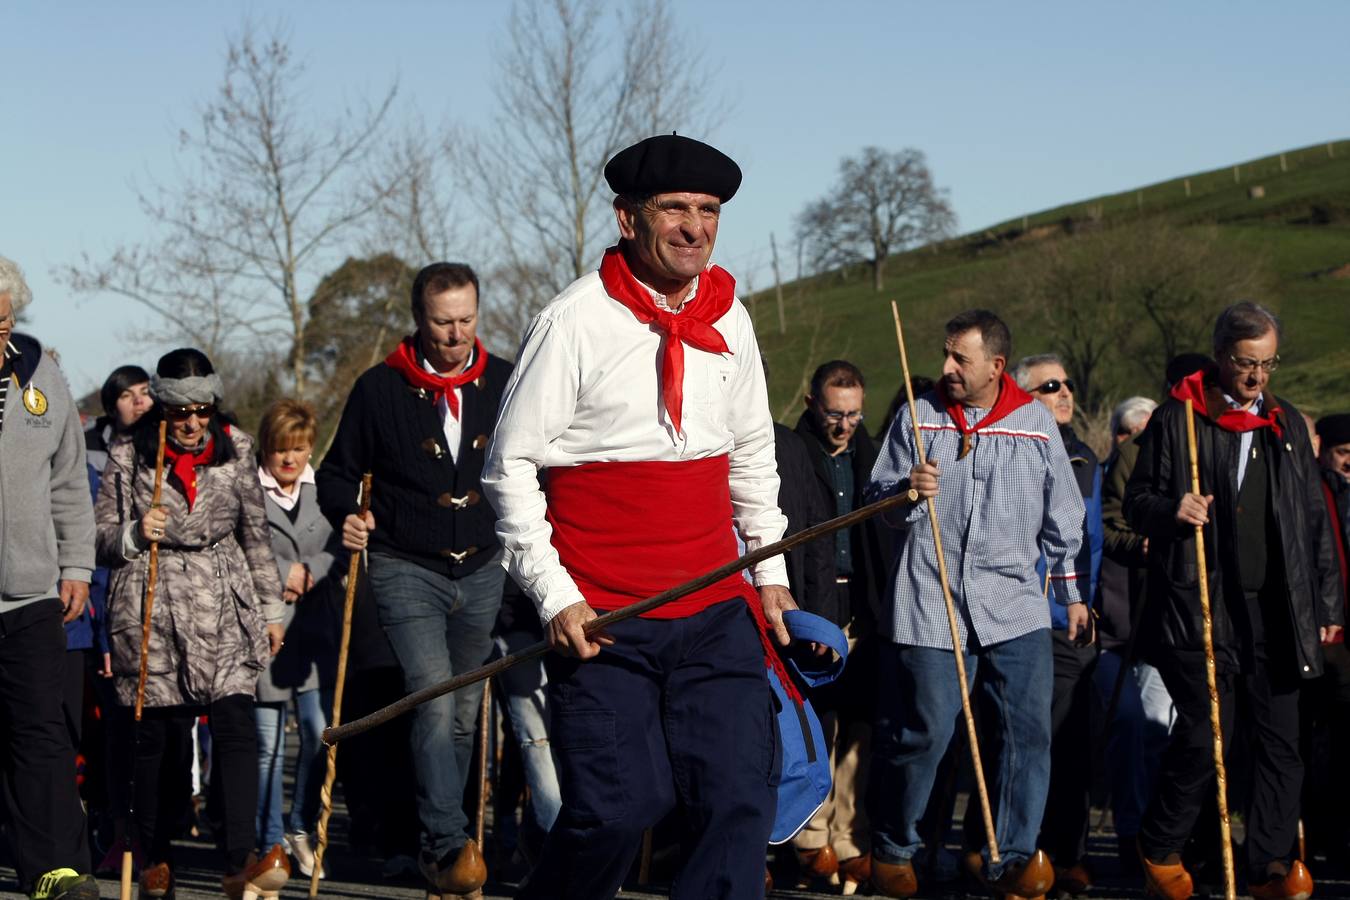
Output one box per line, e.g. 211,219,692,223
865,391,1086,651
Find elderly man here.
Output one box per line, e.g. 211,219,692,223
483,134,793,900
0,258,99,900
865,309,1085,899
1009,353,1102,892
1125,302,1341,900
317,262,511,898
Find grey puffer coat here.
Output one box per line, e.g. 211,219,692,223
95,428,285,708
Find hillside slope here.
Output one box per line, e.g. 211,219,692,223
752,139,1350,426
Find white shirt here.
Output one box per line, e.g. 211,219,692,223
423,351,472,465
257,463,317,512
1223,391,1264,488
482,269,790,624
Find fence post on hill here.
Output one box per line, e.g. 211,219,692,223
1185,178,1192,197
1233,165,1241,184
1280,153,1288,173
1329,142,1336,159
1136,190,1143,211
770,232,787,335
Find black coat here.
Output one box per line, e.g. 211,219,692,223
317,352,514,579
1124,387,1342,679
793,413,893,631
772,423,835,617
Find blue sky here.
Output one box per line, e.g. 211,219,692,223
4,1,1348,395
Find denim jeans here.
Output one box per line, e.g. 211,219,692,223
255,688,331,849
1092,649,1174,838
368,552,503,859
869,629,1052,880
494,631,562,833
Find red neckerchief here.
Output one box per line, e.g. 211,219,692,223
598,246,736,435
163,430,221,511
384,335,489,420
937,373,1034,459
1169,365,1283,439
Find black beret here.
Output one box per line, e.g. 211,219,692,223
1317,413,1350,448
604,134,742,203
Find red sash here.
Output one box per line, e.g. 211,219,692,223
544,455,799,699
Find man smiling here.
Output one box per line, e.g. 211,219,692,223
484,134,792,899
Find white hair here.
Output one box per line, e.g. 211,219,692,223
0,256,33,313
1010,353,1064,391
1111,396,1157,437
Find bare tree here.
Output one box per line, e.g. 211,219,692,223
797,147,956,292
459,0,725,341
980,222,1271,412
58,23,397,399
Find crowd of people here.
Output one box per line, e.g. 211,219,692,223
0,131,1346,900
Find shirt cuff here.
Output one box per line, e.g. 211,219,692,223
751,555,789,589
534,570,590,625
121,522,145,561
59,567,92,584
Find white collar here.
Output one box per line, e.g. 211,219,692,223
1222,391,1264,414
641,274,699,314
421,344,476,378
258,463,315,511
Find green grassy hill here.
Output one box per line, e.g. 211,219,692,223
751,140,1350,430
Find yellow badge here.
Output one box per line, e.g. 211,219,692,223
22,384,47,416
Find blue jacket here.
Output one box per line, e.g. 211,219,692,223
1040,427,1103,629
66,463,109,653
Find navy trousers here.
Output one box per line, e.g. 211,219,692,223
520,598,778,900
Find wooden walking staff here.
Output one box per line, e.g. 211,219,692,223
891,301,1000,865
1183,399,1237,900
122,420,168,900
325,490,913,746
310,472,373,897
475,683,492,848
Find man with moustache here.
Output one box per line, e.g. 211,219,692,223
1125,302,1341,900
317,262,512,899
483,134,794,899
1010,353,1103,892
865,309,1086,899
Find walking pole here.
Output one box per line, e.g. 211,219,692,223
475,682,492,849
122,421,168,900
891,301,1000,865
310,473,373,897
325,490,912,746
1183,399,1236,900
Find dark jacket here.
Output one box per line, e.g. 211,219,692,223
772,423,834,617
1320,468,1349,615
1124,387,1342,679
1046,425,1103,629
793,413,893,630
317,350,514,579
1097,436,1147,652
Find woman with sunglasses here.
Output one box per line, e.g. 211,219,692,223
94,348,290,899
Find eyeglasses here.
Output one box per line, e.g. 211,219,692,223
822,411,864,424
1033,379,1075,395
1228,354,1280,374
164,403,215,421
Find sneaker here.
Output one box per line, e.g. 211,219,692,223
285,830,325,879
29,868,99,900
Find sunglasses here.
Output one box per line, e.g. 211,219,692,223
164,403,216,421
1034,379,1075,395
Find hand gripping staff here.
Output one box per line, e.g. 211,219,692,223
322,491,913,747
310,473,373,897
1184,399,1237,900
890,302,1000,865
121,421,168,900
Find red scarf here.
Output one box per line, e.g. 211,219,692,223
937,373,1035,459
598,246,736,435
1169,365,1283,439
384,335,489,420
163,431,220,511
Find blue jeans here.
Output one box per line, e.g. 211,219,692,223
1092,649,1175,838
494,632,562,833
254,688,330,849
368,552,503,859
869,629,1052,880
